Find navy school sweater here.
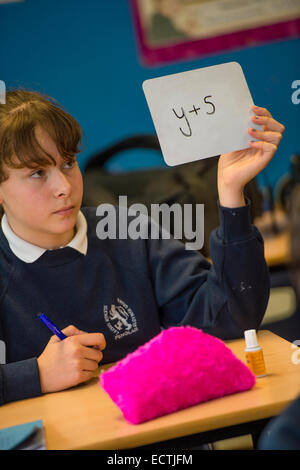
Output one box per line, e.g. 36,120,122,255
0,202,269,404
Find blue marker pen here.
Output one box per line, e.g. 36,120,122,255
38,313,67,340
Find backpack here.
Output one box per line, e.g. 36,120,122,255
82,135,262,257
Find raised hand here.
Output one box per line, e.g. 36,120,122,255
218,105,285,208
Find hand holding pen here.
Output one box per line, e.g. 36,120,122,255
37,313,106,394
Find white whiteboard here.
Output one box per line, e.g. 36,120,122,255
143,62,261,166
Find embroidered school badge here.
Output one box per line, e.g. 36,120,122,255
104,298,138,340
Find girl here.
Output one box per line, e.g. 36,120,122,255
0,89,284,404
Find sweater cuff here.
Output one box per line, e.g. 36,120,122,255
1,358,42,404
217,197,253,243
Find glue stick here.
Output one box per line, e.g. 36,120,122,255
244,329,267,377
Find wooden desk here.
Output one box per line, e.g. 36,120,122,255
263,231,290,267
254,209,291,267
1,331,300,450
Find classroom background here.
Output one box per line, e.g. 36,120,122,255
1,0,299,194
1,1,300,450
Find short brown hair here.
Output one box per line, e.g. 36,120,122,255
0,89,83,183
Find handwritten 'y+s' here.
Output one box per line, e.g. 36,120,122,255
172,95,215,137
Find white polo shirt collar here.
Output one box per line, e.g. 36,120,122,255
1,210,88,263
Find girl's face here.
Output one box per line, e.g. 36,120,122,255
0,126,83,249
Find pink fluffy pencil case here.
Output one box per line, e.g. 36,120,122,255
99,326,255,424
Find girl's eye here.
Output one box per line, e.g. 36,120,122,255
63,160,75,169
30,169,45,179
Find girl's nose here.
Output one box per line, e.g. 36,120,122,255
52,169,72,198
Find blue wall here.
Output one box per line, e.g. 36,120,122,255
1,0,299,191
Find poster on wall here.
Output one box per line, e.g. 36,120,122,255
130,0,300,66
